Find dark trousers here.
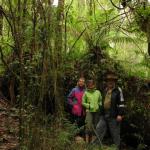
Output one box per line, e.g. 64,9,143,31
68,114,85,136
93,116,120,149
73,115,85,128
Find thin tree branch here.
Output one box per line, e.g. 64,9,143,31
0,6,14,35
0,46,19,79
120,28,145,55
96,0,108,22
70,28,86,52
65,0,74,53
109,0,124,10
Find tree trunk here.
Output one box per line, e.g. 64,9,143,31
0,6,3,35
54,0,65,115
148,42,150,56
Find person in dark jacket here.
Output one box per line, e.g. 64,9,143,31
92,72,125,150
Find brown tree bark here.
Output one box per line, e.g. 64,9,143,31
53,0,65,115
0,6,3,35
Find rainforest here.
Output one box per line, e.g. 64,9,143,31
0,0,150,150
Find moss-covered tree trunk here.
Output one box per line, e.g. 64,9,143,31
53,0,65,116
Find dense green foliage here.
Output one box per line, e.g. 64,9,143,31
0,0,149,150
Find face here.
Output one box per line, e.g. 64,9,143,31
87,82,95,89
106,80,115,89
78,79,85,87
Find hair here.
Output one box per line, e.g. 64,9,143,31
78,77,85,82
86,79,95,85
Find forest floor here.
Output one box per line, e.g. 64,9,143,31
0,98,134,150
0,98,19,150
74,136,132,150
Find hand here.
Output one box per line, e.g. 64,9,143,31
86,109,89,113
116,115,123,122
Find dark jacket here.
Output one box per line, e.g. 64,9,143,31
100,87,125,118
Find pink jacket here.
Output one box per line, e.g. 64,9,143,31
67,87,85,116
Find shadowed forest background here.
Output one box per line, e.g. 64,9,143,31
0,0,150,150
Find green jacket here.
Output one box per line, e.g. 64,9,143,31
82,89,102,112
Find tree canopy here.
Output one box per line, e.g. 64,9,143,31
0,0,150,150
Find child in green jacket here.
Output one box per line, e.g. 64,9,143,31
82,79,102,143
